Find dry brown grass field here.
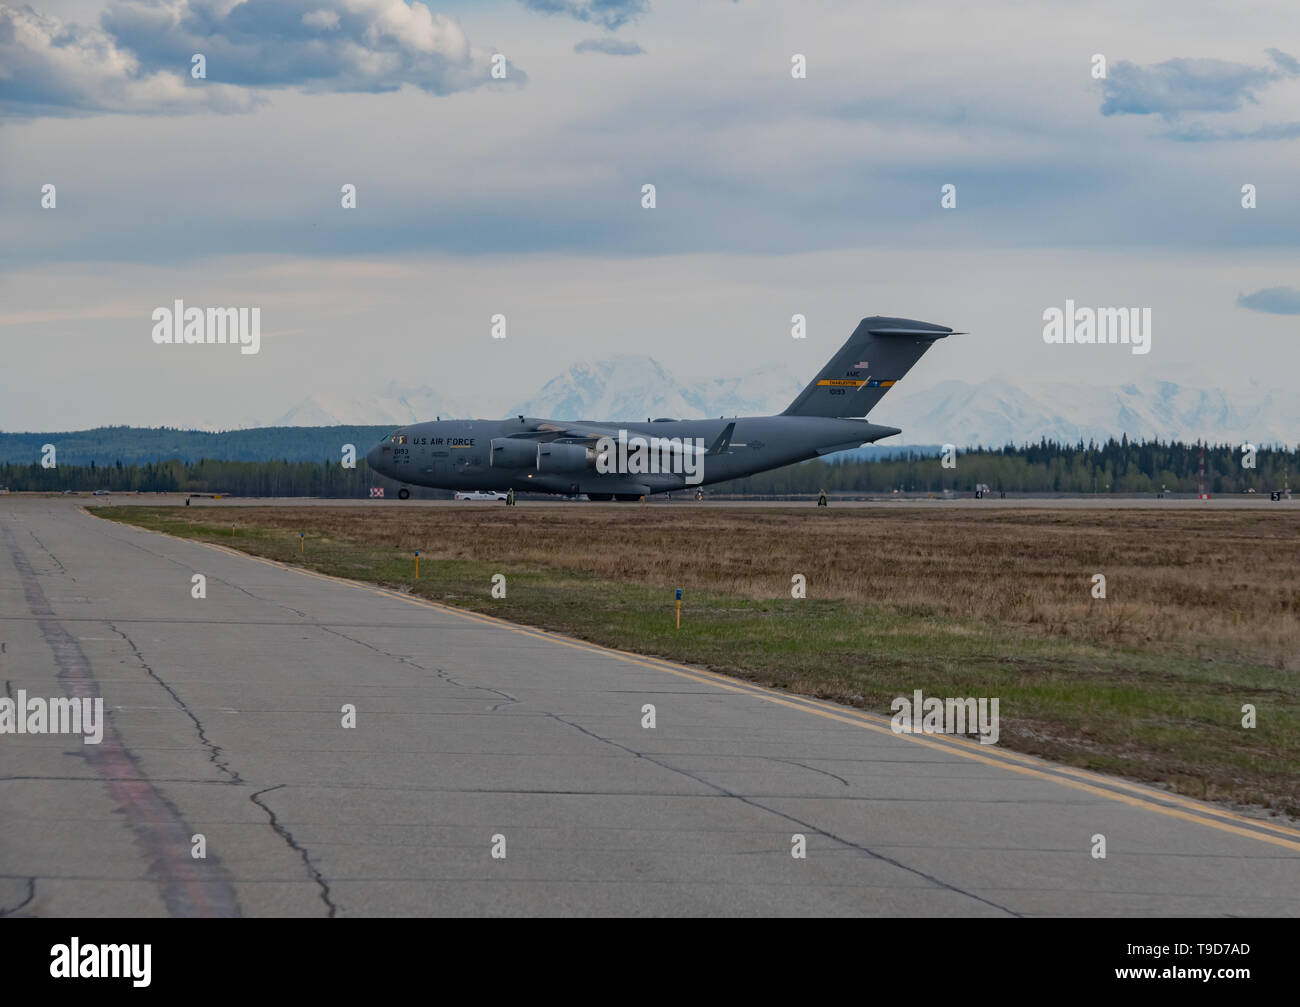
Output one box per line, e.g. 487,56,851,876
217,505,1299,670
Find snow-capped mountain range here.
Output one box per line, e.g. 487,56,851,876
504,355,808,423
882,376,1296,447
271,381,478,429
268,359,1296,447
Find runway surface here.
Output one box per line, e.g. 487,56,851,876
2,497,1297,916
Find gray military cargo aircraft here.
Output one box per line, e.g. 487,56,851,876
366,316,959,500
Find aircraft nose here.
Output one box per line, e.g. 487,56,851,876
366,443,384,470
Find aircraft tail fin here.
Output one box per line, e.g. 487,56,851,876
782,316,959,418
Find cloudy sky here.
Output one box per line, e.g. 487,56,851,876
1,0,1297,430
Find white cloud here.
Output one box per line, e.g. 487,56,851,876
0,3,261,116
302,9,341,30
0,0,516,118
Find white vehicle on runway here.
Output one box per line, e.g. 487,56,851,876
454,490,508,501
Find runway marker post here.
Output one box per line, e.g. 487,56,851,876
300,532,305,554
415,550,419,579
675,587,682,629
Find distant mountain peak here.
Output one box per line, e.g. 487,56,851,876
507,356,805,421
273,385,477,426
274,359,1295,446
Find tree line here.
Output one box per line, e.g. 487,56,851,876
716,438,1297,495
0,425,393,466
0,458,444,497
0,439,1294,497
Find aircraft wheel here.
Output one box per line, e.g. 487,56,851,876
398,488,410,500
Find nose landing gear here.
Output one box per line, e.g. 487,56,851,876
398,488,411,500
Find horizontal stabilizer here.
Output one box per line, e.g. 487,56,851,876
868,327,966,338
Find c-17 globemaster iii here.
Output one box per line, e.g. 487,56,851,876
366,316,961,500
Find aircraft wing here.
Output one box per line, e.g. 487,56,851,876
480,421,615,445
536,420,736,454
534,421,622,443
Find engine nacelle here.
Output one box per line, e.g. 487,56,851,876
536,441,599,473
490,438,537,469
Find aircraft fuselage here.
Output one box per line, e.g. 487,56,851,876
366,414,902,498
364,315,959,498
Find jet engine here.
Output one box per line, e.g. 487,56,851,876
536,441,602,473
489,438,537,469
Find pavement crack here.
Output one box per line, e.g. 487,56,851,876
767,757,850,787
107,622,243,785
319,627,520,711
24,526,69,577
0,878,36,917
543,712,1021,918
435,667,519,711
319,625,431,671
219,575,307,618
4,522,241,917
249,784,336,918
88,523,307,618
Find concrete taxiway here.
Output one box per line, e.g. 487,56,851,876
2,497,1297,916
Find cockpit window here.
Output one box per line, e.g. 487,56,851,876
391,434,407,445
